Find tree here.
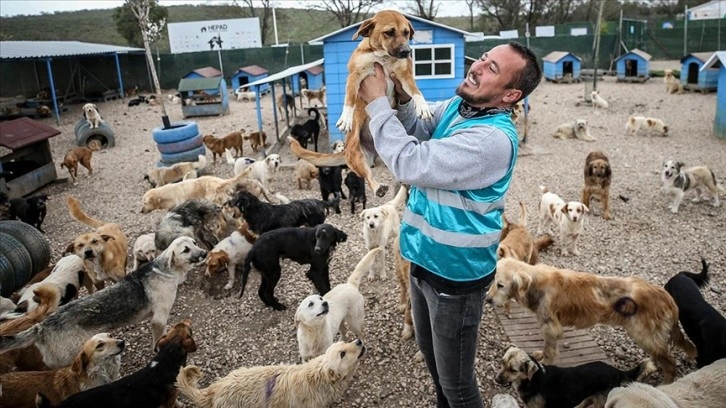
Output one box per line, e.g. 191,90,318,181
233,0,274,46
125,0,170,128
113,1,167,48
476,0,522,31
465,0,479,31
314,0,384,28
406,0,440,21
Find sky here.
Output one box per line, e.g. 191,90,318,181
0,0,473,18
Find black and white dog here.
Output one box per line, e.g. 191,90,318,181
664,258,726,368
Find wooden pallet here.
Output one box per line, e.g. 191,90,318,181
495,302,611,367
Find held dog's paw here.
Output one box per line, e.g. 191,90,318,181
336,106,355,133
412,94,432,121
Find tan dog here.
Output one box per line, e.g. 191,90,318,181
61,146,99,182
537,186,589,256
663,69,684,94
301,86,326,107
132,233,157,270
0,333,124,407
175,339,366,408
36,105,52,117
65,196,129,291
392,234,413,340
294,159,319,190
82,103,103,128
360,185,407,280
591,91,609,109
485,258,697,383
276,92,297,118
581,151,613,220
552,119,595,141
244,130,268,153
289,10,432,198
626,114,669,137
144,155,206,188
203,131,244,162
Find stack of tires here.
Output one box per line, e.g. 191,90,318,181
152,122,206,166
0,220,51,297
74,119,116,149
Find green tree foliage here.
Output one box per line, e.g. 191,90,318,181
113,0,168,47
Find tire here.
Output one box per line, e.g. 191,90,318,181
0,220,51,276
152,122,199,144
156,133,203,154
0,232,32,293
0,253,16,297
160,145,207,165
75,120,115,149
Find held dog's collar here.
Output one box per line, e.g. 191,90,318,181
458,100,513,119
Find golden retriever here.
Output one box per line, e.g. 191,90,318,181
485,257,697,383
203,131,244,162
0,333,124,407
65,196,129,291
175,339,366,408
582,151,613,220
144,155,207,188
289,10,432,198
663,69,684,94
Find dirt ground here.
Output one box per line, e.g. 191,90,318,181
5,59,726,407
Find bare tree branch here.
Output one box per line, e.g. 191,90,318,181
235,0,274,45
465,0,479,31
313,0,384,28
405,0,440,21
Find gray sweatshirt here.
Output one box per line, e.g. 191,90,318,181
364,96,513,191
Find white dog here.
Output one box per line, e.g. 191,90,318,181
360,185,408,280
10,254,85,315
591,91,609,109
132,233,158,270
626,114,669,137
82,103,103,129
552,119,595,141
232,153,281,191
205,224,255,291
235,90,256,102
661,160,725,213
331,140,345,154
537,185,589,256
295,247,381,362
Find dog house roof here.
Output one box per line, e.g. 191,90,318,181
701,51,726,70
614,48,652,62
237,65,268,76
542,51,582,63
0,41,143,60
0,117,61,149
177,77,223,92
306,65,324,75
681,51,718,64
186,66,223,78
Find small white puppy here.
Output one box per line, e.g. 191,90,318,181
132,233,158,270
331,140,345,154
232,154,281,191
626,114,669,137
537,185,589,256
591,91,609,109
360,185,408,280
82,103,104,129
10,254,85,315
205,224,255,291
661,160,725,213
295,248,381,362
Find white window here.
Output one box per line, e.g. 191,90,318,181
412,45,455,79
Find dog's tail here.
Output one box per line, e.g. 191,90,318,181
679,257,710,288
516,201,527,226
175,365,213,407
288,136,346,167
347,248,383,288
710,169,726,195
193,154,207,171
66,196,106,228
308,107,320,121
386,184,408,209
238,253,254,299
538,185,549,194
624,358,658,382
534,234,554,253
225,148,236,165
0,324,41,353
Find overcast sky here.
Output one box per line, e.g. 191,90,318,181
0,0,473,17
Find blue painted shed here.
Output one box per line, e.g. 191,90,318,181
309,12,469,143
304,65,325,91
231,65,269,95
542,51,582,83
680,52,719,92
182,66,223,95
614,49,651,83
177,76,229,118
701,51,726,138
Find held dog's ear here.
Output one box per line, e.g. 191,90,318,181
353,17,376,40
406,20,415,39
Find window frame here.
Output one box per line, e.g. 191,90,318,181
411,44,456,79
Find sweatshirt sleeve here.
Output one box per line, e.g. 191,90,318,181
365,97,513,191
395,99,443,141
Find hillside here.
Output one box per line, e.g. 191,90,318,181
0,5,473,51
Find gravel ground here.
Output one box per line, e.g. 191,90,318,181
17,63,726,407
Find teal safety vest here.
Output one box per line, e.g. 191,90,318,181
399,97,519,281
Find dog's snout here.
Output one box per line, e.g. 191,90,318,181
395,47,411,58
84,249,94,258
314,246,323,254
355,338,363,346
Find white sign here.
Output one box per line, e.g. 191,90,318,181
499,29,519,39
168,18,261,54
571,27,588,36
535,26,555,37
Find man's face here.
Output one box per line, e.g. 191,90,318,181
456,44,525,107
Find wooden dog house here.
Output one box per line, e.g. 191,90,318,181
177,77,229,118
0,117,60,199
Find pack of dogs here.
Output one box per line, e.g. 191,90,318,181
1,9,724,408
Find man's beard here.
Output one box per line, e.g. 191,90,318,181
455,84,492,105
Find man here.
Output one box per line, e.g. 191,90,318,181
358,42,541,408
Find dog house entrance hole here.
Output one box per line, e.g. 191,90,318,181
687,62,699,84
625,59,638,77
562,61,574,76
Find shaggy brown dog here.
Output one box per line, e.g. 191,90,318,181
61,146,99,182
244,130,268,153
582,150,613,220
203,131,244,162
485,258,697,383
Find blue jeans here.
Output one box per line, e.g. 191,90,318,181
410,269,486,408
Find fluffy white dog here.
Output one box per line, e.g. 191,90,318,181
537,185,589,256
82,103,103,129
228,151,281,192
360,185,408,280
132,233,158,270
591,91,609,109
552,119,595,141
626,114,669,137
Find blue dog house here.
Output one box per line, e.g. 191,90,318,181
614,49,651,83
542,51,582,83
680,52,719,92
701,51,726,138
304,65,325,91
182,66,223,95
309,13,469,143
231,65,269,95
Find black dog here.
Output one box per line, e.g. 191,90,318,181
227,191,339,236
239,224,347,310
37,320,198,408
9,194,49,233
664,258,726,368
344,171,367,214
127,98,143,107
0,191,11,220
318,165,347,205
290,108,322,152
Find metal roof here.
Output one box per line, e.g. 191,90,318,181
681,51,717,64
177,77,223,92
701,51,726,71
614,48,652,62
237,65,268,76
542,51,581,63
186,66,223,78
0,41,143,60
240,58,325,89
309,12,470,44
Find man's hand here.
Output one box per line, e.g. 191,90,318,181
359,63,411,104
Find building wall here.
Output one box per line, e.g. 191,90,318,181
714,66,726,139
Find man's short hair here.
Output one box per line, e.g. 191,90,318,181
506,41,542,102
